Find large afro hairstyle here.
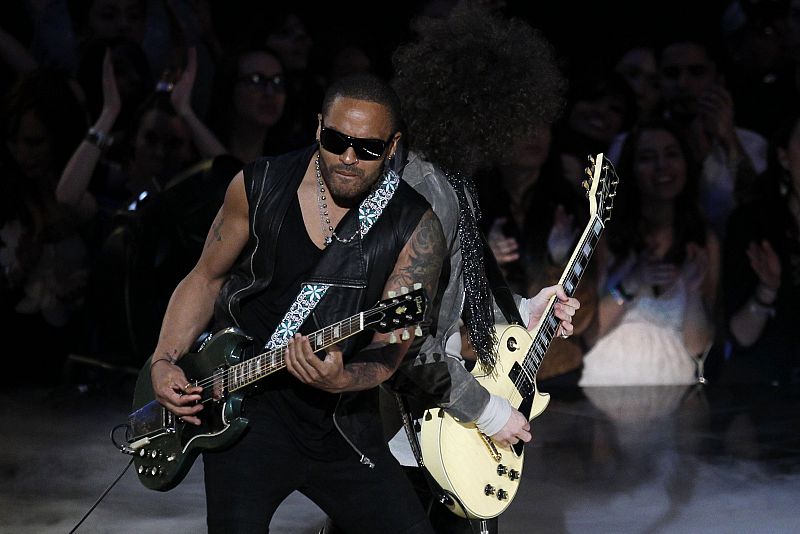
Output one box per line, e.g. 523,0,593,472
391,2,567,177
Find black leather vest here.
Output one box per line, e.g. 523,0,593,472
213,144,433,463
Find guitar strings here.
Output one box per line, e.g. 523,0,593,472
180,314,364,394
510,160,615,396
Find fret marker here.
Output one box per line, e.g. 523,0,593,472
333,325,340,338
315,333,323,346
583,242,592,257
575,262,583,276
565,280,574,293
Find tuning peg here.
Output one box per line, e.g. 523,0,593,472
587,154,595,165
581,179,590,191
413,282,422,290
401,329,410,341
389,332,398,344
584,166,593,178
388,290,397,298
414,325,423,337
400,286,409,295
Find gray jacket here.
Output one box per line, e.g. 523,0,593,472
390,151,521,422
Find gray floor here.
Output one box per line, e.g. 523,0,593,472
3,367,800,533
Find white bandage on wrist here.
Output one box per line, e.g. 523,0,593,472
475,394,513,437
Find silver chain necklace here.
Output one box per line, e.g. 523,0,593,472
315,153,358,246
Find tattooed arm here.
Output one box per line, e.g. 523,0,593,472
285,208,447,393
150,171,250,423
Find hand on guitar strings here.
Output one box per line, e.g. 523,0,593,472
526,283,580,339
285,334,348,393
150,357,204,425
491,409,531,449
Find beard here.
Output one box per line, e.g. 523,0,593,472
319,158,386,208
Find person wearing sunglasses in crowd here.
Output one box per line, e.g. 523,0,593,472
323,4,581,534
204,43,307,165
147,72,446,533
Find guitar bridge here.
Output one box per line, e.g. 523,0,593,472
479,431,502,462
128,400,176,448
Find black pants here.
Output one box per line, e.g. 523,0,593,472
203,396,434,534
323,466,499,534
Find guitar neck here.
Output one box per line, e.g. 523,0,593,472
226,314,365,392
524,214,605,375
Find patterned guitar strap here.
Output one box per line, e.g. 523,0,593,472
264,168,400,350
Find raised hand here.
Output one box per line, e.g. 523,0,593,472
487,217,520,264
746,239,781,292
546,204,577,264
698,82,736,144
623,249,679,295
170,46,198,118
101,48,121,120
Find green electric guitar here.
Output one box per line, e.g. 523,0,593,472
126,286,427,491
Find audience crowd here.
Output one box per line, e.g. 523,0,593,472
1,0,798,394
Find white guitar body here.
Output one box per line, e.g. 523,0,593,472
417,153,618,520
419,324,549,519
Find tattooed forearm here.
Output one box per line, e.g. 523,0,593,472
343,343,404,391
342,362,390,391
387,208,446,298
204,215,225,249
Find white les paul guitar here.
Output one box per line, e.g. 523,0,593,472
419,153,619,520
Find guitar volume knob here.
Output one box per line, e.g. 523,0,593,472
497,464,507,476
497,489,508,501
484,484,495,496
509,469,520,480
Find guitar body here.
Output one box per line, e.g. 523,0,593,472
124,287,429,492
420,324,549,519
129,328,253,491
418,153,618,520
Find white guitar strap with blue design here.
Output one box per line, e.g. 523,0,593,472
265,169,400,349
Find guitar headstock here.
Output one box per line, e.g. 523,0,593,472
581,152,619,224
364,284,428,342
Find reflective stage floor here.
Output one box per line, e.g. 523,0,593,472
2,369,799,533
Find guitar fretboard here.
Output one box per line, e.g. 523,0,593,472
226,314,364,391
522,215,605,378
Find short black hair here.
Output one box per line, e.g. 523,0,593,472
321,73,402,133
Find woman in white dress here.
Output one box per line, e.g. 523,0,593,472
580,120,720,386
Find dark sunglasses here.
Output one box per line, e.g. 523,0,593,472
319,127,392,161
237,72,286,92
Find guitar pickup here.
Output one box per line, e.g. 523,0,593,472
128,400,176,446
508,362,535,398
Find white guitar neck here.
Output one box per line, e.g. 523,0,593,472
525,213,605,376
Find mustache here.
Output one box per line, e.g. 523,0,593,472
329,164,365,178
